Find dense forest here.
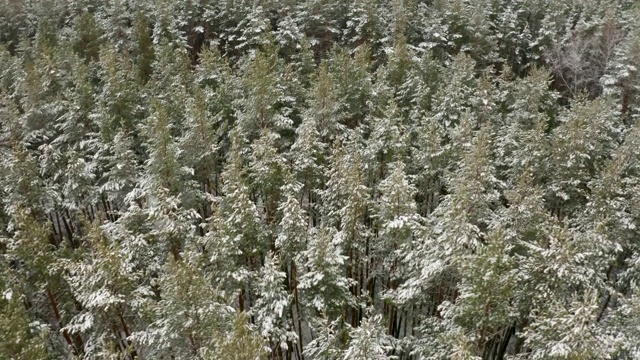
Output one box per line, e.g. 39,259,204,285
1,0,640,359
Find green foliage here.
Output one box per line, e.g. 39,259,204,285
0,287,50,360
203,312,267,360
1,1,639,359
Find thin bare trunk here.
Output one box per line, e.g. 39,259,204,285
47,288,82,355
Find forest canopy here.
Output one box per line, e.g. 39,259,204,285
1,0,640,359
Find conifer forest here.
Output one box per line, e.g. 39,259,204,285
3,0,640,359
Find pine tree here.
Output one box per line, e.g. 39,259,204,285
98,130,140,210
180,86,220,214
65,220,145,359
299,226,354,319
294,0,346,56
72,11,104,64
0,286,50,360
236,40,291,139
304,315,345,360
252,252,297,357
204,130,263,313
304,61,342,143
94,45,141,143
276,180,308,262
202,312,267,360
249,129,289,249
137,99,200,262
524,290,619,360
343,309,395,360
138,254,233,359
366,99,410,171
436,121,501,256
329,46,372,129
290,112,326,198
430,52,478,130
132,11,155,85
547,94,623,220
342,0,386,53
376,162,422,291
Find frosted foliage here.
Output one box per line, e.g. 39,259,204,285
2,1,640,359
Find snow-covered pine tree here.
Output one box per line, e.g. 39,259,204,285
252,252,297,358
65,220,145,359
342,308,395,360
137,252,234,359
